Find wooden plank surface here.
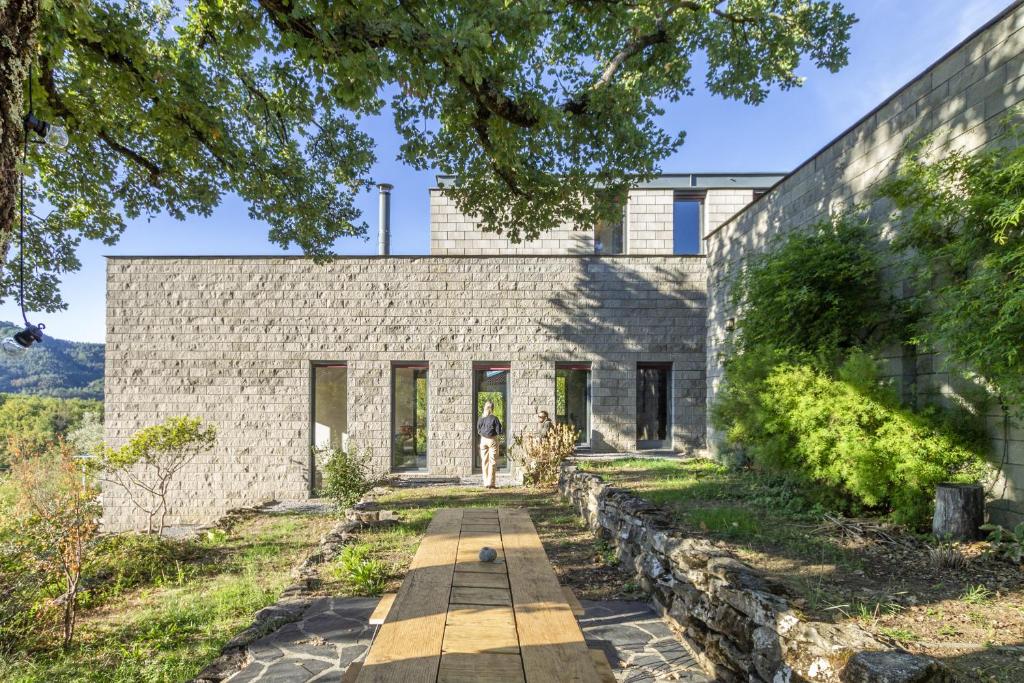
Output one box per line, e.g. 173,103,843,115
438,653,526,683
500,508,601,683
369,593,397,625
357,508,463,683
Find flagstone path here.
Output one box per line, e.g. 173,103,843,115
224,598,707,682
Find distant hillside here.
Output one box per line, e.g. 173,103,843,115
0,321,104,400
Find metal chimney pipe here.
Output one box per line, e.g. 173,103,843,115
377,183,393,256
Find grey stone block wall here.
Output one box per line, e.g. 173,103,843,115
104,256,706,530
704,4,1024,525
430,188,756,256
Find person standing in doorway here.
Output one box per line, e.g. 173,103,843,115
477,400,503,488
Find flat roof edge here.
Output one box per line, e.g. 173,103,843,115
105,254,709,260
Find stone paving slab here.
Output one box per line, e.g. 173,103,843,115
223,597,707,682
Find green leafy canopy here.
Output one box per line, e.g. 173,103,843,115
3,0,856,311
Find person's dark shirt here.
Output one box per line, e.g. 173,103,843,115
477,414,504,438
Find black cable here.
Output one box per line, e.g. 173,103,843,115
19,64,31,326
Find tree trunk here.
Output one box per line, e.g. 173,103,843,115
932,482,984,541
0,0,38,267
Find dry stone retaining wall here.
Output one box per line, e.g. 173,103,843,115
559,464,951,683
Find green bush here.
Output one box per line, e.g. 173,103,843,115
318,447,386,510
730,215,906,358
716,350,987,526
714,214,989,528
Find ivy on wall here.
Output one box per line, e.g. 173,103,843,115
879,123,1024,416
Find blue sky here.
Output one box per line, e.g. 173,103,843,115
1,0,1012,343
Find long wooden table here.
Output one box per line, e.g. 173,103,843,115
356,507,602,683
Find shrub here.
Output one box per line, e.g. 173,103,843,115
102,416,216,535
510,423,580,486
5,439,100,648
717,350,987,526
318,447,386,510
730,214,907,358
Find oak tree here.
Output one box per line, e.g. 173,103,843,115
1,0,855,311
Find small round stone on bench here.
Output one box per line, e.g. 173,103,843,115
479,547,497,562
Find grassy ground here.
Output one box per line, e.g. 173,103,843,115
0,481,629,683
578,457,1024,683
325,484,640,601
0,511,337,683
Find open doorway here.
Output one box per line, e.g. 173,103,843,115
473,364,510,473
636,363,671,450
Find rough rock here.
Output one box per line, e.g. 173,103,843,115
559,463,951,683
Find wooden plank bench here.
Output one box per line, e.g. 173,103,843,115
356,507,602,683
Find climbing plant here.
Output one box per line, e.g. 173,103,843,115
878,124,1024,415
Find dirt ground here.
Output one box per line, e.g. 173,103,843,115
579,458,1024,683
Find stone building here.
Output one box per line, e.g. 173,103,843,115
104,2,1024,530
103,175,778,530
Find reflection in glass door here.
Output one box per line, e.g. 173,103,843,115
473,365,510,472
555,364,591,447
636,363,670,450
392,363,428,470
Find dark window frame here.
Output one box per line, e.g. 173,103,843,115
309,361,349,496
673,191,706,256
391,361,430,472
555,362,592,449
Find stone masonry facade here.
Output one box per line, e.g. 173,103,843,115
103,256,707,530
105,4,1024,529
705,2,1024,525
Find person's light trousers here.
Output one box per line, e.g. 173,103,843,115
479,436,499,487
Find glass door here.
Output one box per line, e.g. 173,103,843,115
392,363,429,470
636,363,670,450
555,363,591,447
473,365,510,472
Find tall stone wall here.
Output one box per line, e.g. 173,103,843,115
104,255,706,530
431,187,758,256
705,3,1024,524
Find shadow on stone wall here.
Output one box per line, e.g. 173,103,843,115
705,7,1024,524
539,257,707,451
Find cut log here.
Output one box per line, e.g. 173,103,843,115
932,483,984,541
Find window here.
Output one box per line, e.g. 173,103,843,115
392,363,429,470
595,204,627,254
312,363,348,492
556,363,591,447
313,364,349,451
636,363,671,449
673,193,704,255
473,364,510,472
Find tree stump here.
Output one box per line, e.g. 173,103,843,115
932,483,984,541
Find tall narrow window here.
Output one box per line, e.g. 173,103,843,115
556,363,591,447
673,194,704,255
473,364,510,473
392,363,429,471
595,203,627,255
312,363,348,493
313,364,349,451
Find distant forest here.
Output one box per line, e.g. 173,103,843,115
0,321,104,400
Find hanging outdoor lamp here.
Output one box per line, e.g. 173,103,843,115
2,65,52,356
